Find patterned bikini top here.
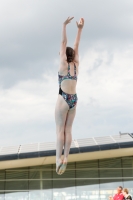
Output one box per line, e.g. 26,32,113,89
58,63,77,87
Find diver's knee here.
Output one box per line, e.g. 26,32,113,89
56,130,65,140
64,127,72,136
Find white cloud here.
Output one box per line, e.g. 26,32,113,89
78,44,133,108
0,73,58,125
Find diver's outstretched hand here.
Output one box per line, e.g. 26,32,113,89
63,16,74,25
76,18,84,29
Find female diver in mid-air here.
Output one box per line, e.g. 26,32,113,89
55,16,84,175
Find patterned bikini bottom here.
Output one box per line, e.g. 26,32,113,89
59,87,78,110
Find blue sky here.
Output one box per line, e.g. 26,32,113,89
0,0,133,146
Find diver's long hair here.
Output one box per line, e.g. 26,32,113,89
66,47,75,63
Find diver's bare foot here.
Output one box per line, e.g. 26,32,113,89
59,158,67,175
56,158,63,175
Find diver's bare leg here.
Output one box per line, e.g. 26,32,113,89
59,107,76,174
55,95,69,174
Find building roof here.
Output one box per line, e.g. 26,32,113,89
0,133,133,170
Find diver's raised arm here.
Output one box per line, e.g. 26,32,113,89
60,17,74,55
73,18,84,62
